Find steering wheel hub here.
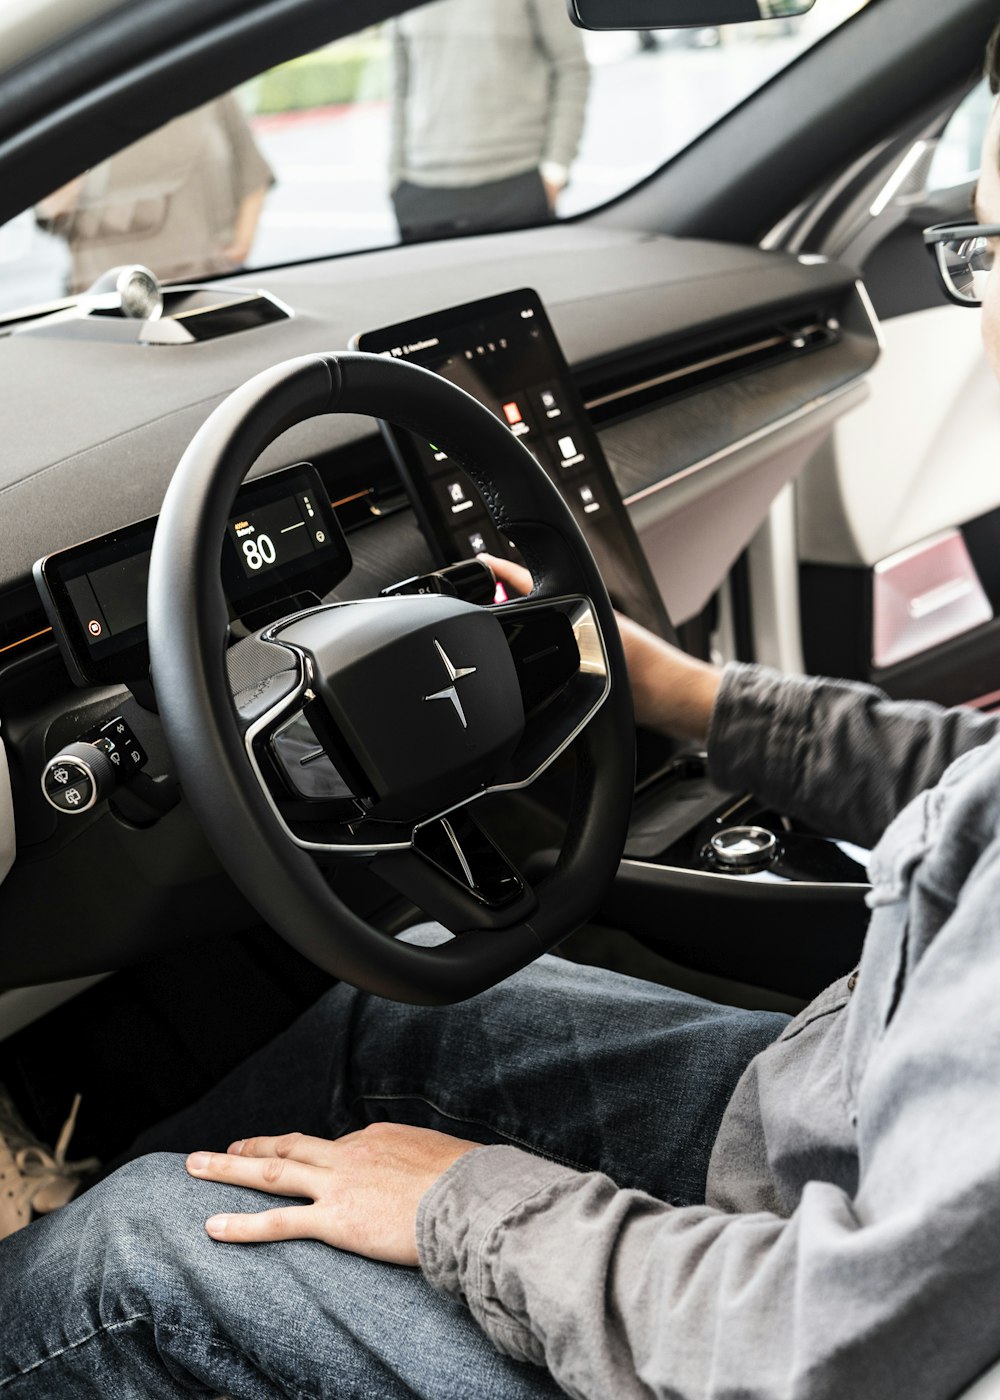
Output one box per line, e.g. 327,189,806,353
274,594,525,821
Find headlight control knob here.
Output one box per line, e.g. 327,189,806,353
42,742,117,814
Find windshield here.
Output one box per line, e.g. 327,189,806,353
0,0,876,315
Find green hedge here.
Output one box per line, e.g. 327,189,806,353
249,47,390,115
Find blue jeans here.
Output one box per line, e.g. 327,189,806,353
0,952,788,1398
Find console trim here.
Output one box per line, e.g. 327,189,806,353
618,857,870,896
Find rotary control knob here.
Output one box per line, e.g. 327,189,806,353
708,825,779,873
41,742,118,815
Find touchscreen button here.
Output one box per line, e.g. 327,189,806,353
548,431,588,474
494,395,540,441
570,477,607,521
65,575,110,648
431,471,487,523
418,440,453,475
533,382,565,425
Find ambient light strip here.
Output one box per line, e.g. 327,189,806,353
0,626,52,657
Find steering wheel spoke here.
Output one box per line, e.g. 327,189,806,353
373,810,536,933
490,593,611,790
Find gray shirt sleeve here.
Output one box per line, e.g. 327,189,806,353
706,661,1000,848
418,831,1000,1399
526,0,591,174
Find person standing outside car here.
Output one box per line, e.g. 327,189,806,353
387,0,590,242
35,94,275,294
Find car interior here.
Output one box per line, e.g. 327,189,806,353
1,0,1000,1390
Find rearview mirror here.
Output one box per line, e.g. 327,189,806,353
566,0,815,30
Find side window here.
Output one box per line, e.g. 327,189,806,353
926,79,994,193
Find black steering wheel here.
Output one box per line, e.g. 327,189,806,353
147,352,635,1004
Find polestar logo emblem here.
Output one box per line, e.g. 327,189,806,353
423,639,477,729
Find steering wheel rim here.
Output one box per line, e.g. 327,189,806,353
147,351,635,1004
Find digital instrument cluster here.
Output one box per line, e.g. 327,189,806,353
34,463,350,686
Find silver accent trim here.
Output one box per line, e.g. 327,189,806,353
621,377,865,509
853,277,886,354
243,596,611,856
440,818,476,887
619,857,870,893
583,326,828,413
423,640,477,729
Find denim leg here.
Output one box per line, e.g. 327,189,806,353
127,954,788,1207
0,1153,564,1399
0,958,788,1396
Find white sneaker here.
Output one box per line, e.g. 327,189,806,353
0,1086,100,1239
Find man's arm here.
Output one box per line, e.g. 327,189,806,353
527,0,591,204
486,554,1000,848
223,184,269,267
708,661,1000,848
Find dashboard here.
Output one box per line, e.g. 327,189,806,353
0,220,881,1005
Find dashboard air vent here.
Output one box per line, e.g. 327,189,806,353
583,313,840,426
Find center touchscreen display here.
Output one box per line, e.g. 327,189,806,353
352,288,673,641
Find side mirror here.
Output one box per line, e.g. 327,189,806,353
566,0,815,30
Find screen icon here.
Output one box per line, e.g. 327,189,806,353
445,480,475,515
557,435,585,469
500,400,531,438
577,483,601,515
536,384,563,421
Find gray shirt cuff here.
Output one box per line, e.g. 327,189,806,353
417,1145,579,1364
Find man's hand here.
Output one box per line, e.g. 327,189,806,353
480,552,723,743
542,175,565,211
186,1123,481,1265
